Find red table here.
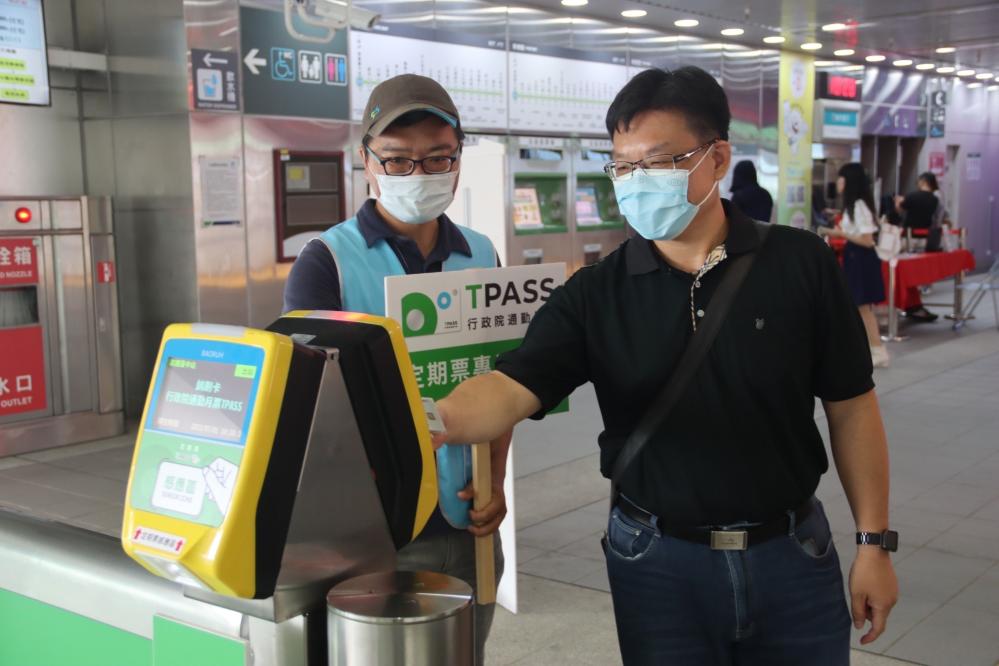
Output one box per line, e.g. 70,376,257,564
881,250,976,339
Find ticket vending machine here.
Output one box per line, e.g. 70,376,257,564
572,139,627,268
122,313,437,624
508,136,573,269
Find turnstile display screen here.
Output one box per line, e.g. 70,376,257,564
131,339,263,527
152,358,255,444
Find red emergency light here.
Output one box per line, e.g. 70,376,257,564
14,207,32,224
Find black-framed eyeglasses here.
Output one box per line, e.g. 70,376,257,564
603,139,720,181
364,144,461,176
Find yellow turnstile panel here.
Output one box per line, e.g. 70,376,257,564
122,324,306,598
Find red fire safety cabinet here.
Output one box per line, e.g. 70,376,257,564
0,197,124,456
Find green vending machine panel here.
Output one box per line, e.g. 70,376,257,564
575,174,625,232
513,173,569,236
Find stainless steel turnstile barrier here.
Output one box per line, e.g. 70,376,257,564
327,571,474,666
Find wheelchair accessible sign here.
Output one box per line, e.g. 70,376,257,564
239,5,349,119
385,264,566,410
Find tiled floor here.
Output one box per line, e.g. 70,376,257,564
0,289,996,665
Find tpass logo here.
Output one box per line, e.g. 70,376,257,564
402,290,458,337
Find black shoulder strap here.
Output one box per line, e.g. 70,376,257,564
610,222,772,508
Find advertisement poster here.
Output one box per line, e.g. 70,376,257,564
778,54,814,228
198,156,243,226
385,264,567,614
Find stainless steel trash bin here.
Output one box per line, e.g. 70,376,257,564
327,570,474,666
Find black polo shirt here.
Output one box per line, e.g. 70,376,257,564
283,199,484,312
496,200,874,527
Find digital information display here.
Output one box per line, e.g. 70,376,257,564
0,0,50,106
132,341,264,528
151,358,256,445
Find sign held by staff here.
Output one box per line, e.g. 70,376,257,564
386,263,567,614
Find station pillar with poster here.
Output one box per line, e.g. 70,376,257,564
122,314,438,623
274,149,347,262
572,138,627,267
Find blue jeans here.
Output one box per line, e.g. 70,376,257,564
603,497,850,666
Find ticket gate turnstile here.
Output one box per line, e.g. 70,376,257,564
122,313,437,633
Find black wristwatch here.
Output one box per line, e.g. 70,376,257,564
856,530,899,552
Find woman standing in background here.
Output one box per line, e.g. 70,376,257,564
729,160,774,222
821,163,890,368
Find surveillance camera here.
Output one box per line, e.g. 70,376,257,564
284,0,379,43
314,0,380,30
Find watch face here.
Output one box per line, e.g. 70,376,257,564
882,530,899,552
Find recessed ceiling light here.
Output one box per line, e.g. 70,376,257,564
560,0,587,5
937,66,956,74
674,18,699,28
721,28,744,36
814,61,838,67
621,9,647,18
842,65,864,71
988,85,999,91
833,49,855,57
935,46,956,54
975,72,995,79
915,63,935,70
957,69,975,77
801,42,822,50
893,59,913,67
865,54,886,62
822,23,847,32
966,82,983,88
763,35,786,44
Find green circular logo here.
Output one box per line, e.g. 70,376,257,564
401,292,437,337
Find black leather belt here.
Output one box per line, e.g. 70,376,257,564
615,497,814,551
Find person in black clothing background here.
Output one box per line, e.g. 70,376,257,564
895,177,939,230
729,160,774,222
894,175,943,321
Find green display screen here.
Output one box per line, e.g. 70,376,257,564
131,340,264,528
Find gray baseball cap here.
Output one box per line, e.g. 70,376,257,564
361,74,461,138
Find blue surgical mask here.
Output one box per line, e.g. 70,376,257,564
612,147,718,241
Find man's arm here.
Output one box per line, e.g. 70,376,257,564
823,389,898,645
436,371,541,446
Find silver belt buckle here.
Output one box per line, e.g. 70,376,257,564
710,530,748,551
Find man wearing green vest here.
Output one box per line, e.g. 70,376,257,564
283,74,508,664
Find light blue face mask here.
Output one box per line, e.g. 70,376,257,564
612,147,718,241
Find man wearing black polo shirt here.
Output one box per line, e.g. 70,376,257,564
434,67,898,665
283,75,508,666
